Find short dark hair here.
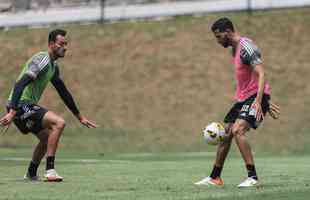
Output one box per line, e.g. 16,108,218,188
211,17,234,33
48,29,67,43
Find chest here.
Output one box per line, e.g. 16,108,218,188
232,49,252,77
37,64,55,83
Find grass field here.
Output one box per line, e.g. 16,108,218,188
0,149,309,200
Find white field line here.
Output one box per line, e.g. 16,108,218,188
0,152,216,163
0,157,139,164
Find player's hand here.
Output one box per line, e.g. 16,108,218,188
251,100,263,122
268,101,280,119
78,115,98,128
0,112,15,127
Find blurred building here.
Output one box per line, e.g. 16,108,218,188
0,0,12,12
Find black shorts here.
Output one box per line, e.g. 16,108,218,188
224,94,270,129
6,103,48,135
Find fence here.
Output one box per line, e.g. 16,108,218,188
1,0,310,28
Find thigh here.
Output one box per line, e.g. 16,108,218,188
224,123,233,134
237,94,270,129
222,122,234,143
224,102,242,124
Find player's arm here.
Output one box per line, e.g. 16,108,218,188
253,64,266,121
254,65,280,119
10,75,33,110
51,66,97,128
0,74,33,127
51,66,80,117
241,42,280,119
253,64,265,105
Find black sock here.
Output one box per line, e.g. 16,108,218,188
28,161,39,177
246,164,258,180
46,156,55,170
210,165,223,179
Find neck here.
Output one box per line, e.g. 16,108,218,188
48,49,57,61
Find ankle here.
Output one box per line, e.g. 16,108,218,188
210,165,223,179
46,156,55,170
246,164,258,179
28,161,39,177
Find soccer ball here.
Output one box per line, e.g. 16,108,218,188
203,122,226,145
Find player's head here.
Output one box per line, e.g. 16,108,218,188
211,17,235,48
48,29,67,58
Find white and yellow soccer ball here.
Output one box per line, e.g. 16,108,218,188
203,122,226,145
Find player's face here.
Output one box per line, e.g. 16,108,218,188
52,35,68,58
213,31,230,48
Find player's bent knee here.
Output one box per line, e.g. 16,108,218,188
53,118,66,131
231,125,246,136
57,119,66,130
225,127,234,138
225,127,232,136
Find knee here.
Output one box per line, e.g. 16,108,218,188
222,124,234,142
225,125,232,135
231,125,246,137
54,118,66,131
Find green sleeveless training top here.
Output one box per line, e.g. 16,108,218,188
8,51,56,104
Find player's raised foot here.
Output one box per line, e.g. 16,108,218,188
44,169,63,182
194,176,224,186
237,177,259,188
24,172,40,181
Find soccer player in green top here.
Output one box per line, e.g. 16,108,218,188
0,29,97,182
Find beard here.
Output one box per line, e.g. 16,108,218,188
55,47,66,58
222,42,229,48
221,35,231,48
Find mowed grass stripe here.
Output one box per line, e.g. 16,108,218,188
1,152,310,200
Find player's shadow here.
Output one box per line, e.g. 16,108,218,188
4,178,43,184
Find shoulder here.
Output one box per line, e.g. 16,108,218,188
25,51,51,79
239,38,262,66
29,51,50,68
240,38,259,57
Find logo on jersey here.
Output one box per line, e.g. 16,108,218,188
26,120,35,129
241,105,250,112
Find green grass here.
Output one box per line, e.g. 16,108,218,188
0,150,309,200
